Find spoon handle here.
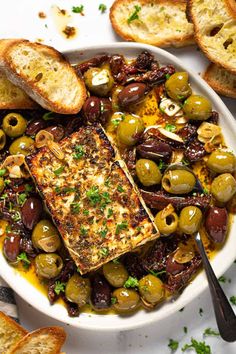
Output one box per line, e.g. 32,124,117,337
195,233,236,342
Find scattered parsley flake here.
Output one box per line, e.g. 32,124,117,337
183,326,188,334
136,226,142,232
168,338,179,352
107,208,113,218
100,247,109,257
53,165,65,176
199,308,203,316
18,193,27,206
165,123,176,132
104,178,110,187
6,225,12,234
158,160,166,170
218,275,226,283
230,296,236,305
70,202,81,214
124,276,139,288
86,186,101,205
80,226,88,236
112,258,120,264
12,211,21,222
181,158,190,166
0,169,6,177
72,5,84,14
83,209,89,216
182,338,211,354
203,328,219,337
42,111,54,121
54,281,66,295
99,227,108,238
17,252,31,269
127,5,141,24
115,220,128,235
98,3,107,13
149,269,166,277
111,296,117,304
0,193,7,200
4,179,11,186
117,185,124,193
111,119,121,127
165,73,171,80
73,145,84,160
25,184,33,192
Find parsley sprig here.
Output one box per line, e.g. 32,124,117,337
127,5,141,24
182,338,211,354
17,252,31,269
54,281,66,295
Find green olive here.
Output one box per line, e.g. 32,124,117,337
207,150,236,174
138,274,164,305
112,288,140,313
154,210,178,236
117,114,144,146
9,136,34,156
65,274,91,307
162,170,196,194
211,173,236,203
32,220,61,252
35,253,63,279
0,129,6,150
179,206,203,234
2,113,27,138
0,178,4,194
136,159,162,186
165,72,192,101
183,95,212,120
84,67,114,97
103,262,128,288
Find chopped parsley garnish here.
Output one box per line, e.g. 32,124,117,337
115,220,128,235
4,179,11,186
55,186,76,195
72,5,84,14
111,296,117,304
80,226,88,236
73,145,84,160
12,211,21,222
168,339,179,351
86,186,101,205
112,258,120,264
230,295,236,305
17,252,31,269
183,326,188,334
199,308,203,316
104,178,110,187
0,169,6,177
107,208,113,218
124,276,139,288
218,275,226,283
53,165,65,176
165,73,171,80
136,226,142,232
203,328,219,337
165,123,176,132
117,185,124,193
6,225,12,234
100,192,111,210
100,247,109,257
203,187,209,195
25,184,33,192
99,227,108,238
111,119,122,127
182,338,211,354
83,209,89,216
181,158,190,166
42,111,55,121
70,202,81,214
54,281,66,295
149,269,166,277
98,3,107,13
0,193,7,200
18,193,27,206
158,160,166,170
127,5,141,24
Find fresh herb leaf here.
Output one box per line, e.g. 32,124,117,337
230,295,236,305
182,338,211,354
112,258,120,264
73,145,84,160
183,326,188,334
99,227,108,238
17,252,31,269
104,178,110,187
53,165,65,176
98,3,107,13
70,202,81,214
72,5,84,14
100,247,109,257
117,185,124,193
203,328,219,337
100,192,111,210
111,119,122,127
124,276,139,288
18,193,27,206
12,211,21,222
80,226,88,236
158,160,166,170
86,186,101,205
165,73,171,80
218,275,226,283
54,281,66,295
25,184,33,192
127,5,141,24
83,209,89,216
165,123,176,132
181,158,190,166
0,193,7,200
42,111,55,121
149,269,166,277
4,179,11,186
111,296,117,304
115,220,128,235
107,208,113,218
168,339,179,351
0,169,6,177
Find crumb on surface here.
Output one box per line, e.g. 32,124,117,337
63,25,76,38
38,11,46,19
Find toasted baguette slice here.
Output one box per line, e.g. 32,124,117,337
110,0,194,48
0,39,87,114
0,311,28,354
203,63,236,98
9,327,66,354
188,0,236,73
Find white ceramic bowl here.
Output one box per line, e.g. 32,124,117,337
0,43,235,331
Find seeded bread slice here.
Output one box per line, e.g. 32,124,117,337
110,0,194,48
0,39,87,114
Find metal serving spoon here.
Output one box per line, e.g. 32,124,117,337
195,232,236,342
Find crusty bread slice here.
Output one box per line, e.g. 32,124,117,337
0,311,28,354
203,63,236,98
9,327,66,354
188,0,236,73
110,0,194,48
225,0,236,17
0,39,87,114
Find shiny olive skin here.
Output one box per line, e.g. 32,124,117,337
154,210,178,236
65,274,91,307
183,95,212,120
138,275,164,305
136,159,162,186
0,129,6,150
205,207,228,243
179,206,203,234
2,113,27,138
3,234,21,263
162,170,196,194
166,256,185,275
9,136,34,156
84,67,114,96
211,173,236,203
118,83,148,108
45,125,65,142
117,115,145,146
26,119,47,136
0,178,4,194
207,150,236,174
32,219,61,252
82,96,101,122
21,197,43,230
103,262,129,288
165,72,192,101
136,139,172,162
35,253,63,279
112,288,140,313
91,274,111,310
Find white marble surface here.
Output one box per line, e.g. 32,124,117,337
1,0,236,353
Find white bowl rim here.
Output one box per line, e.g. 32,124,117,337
0,42,235,331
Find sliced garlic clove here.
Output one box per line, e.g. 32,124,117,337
9,165,22,178
173,245,195,264
1,154,25,169
170,150,184,164
159,98,182,117
160,203,175,219
158,127,184,143
47,140,65,160
197,122,221,139
35,130,54,148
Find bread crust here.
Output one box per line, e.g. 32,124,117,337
110,0,195,48
0,39,87,114
203,63,236,99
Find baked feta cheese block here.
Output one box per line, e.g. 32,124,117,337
26,125,159,274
